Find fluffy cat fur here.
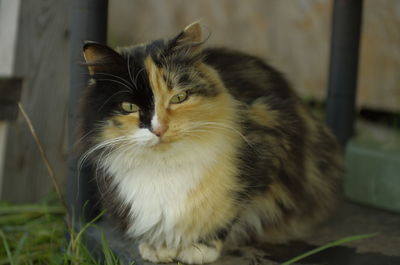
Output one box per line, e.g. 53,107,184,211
78,22,343,264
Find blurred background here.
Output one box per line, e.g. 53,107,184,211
0,0,399,208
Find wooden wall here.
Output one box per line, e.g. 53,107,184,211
0,0,21,200
109,0,400,113
1,0,69,202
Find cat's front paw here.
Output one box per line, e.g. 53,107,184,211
177,241,222,264
138,243,177,264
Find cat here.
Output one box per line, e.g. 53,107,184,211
78,22,343,264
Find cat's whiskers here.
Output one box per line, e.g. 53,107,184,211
98,90,133,112
95,142,147,178
91,152,108,199
92,141,136,197
134,68,145,89
95,72,133,89
179,130,209,142
72,128,98,148
74,129,114,197
126,55,137,90
179,128,210,138
75,135,131,201
193,121,257,152
134,67,155,104
78,136,131,172
91,136,147,204
96,78,135,93
86,136,146,194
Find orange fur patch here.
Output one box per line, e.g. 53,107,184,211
180,147,242,238
248,99,280,128
100,113,140,141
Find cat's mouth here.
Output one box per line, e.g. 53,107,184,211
137,136,160,147
140,134,185,151
130,128,193,149
132,128,161,147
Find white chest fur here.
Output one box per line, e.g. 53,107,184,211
102,140,223,246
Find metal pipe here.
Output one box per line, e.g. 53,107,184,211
326,0,363,145
68,0,108,223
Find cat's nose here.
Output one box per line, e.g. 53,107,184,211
152,124,169,137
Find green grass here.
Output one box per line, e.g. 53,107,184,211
0,196,125,265
0,198,64,264
282,233,377,265
0,196,376,265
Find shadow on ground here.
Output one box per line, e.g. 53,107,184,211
86,201,400,265
249,241,400,265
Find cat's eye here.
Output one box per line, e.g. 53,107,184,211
170,91,188,104
120,102,139,113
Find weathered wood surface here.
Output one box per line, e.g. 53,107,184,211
0,0,21,199
0,77,22,121
0,78,22,102
357,0,400,112
1,0,70,202
0,104,18,121
0,0,21,76
109,0,400,112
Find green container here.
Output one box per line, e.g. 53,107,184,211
345,135,400,213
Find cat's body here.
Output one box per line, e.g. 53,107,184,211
79,23,342,264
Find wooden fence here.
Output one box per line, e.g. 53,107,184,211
0,0,69,202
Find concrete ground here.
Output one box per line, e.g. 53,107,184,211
94,201,400,265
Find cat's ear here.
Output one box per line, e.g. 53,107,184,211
179,21,203,43
83,41,124,75
171,21,205,53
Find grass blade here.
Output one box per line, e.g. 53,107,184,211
18,103,71,229
101,233,115,265
281,233,377,265
13,232,28,264
0,204,64,215
0,230,15,265
72,210,105,250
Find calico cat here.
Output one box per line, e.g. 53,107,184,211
78,22,343,264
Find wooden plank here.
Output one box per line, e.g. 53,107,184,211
0,122,7,198
0,0,21,76
0,77,22,103
1,0,69,202
0,104,18,121
0,77,22,121
0,0,21,199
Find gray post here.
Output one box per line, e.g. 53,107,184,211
326,0,363,145
68,0,108,223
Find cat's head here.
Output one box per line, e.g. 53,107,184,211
80,22,238,154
